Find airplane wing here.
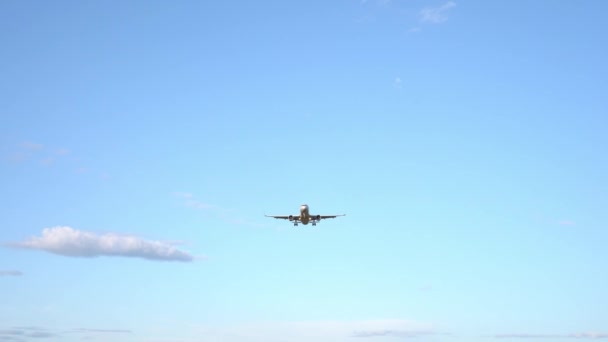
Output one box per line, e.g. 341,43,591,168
265,215,300,220
317,214,346,220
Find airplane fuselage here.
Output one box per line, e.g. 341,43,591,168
300,204,310,224
297,204,321,225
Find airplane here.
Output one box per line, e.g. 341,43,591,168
265,204,345,226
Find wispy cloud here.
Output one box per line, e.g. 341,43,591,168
394,77,402,88
173,192,268,228
419,1,456,24
21,142,44,151
495,332,608,339
418,284,433,291
0,326,131,342
40,157,55,166
194,319,436,341
353,330,440,338
55,148,70,156
174,192,220,211
0,270,23,277
0,327,56,340
8,226,194,262
8,141,69,166
360,0,391,5
4,140,108,178
71,329,131,333
557,220,576,226
6,141,44,163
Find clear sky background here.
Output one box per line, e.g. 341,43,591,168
1,1,607,341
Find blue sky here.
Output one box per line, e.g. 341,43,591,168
1,1,607,341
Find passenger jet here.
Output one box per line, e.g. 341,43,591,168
265,204,345,226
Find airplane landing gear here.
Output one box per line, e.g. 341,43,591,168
312,221,317,226
294,222,298,227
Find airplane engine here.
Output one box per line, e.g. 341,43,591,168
315,215,321,221
288,215,294,221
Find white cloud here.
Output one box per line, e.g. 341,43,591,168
10,226,194,262
419,1,456,24
0,270,23,277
